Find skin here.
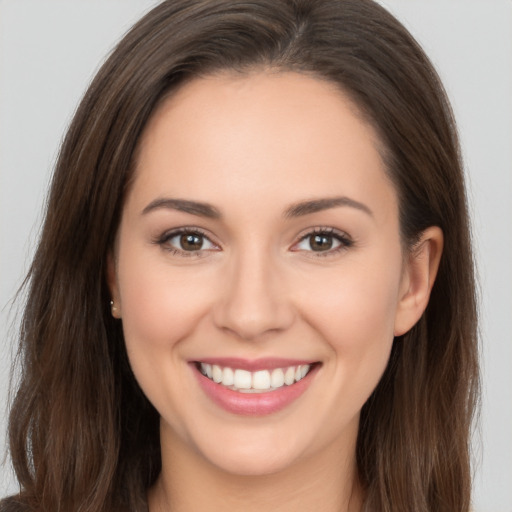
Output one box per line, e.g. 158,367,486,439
108,71,443,512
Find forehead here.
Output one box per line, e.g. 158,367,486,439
130,71,396,223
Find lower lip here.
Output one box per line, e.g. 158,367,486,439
192,364,319,416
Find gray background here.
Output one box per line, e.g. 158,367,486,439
1,1,511,510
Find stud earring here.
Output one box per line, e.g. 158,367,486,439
110,300,120,318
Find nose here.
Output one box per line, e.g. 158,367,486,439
212,249,295,341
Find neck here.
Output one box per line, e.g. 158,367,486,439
148,422,363,512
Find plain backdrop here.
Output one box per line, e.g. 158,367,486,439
1,1,511,511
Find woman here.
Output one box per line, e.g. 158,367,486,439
1,0,479,511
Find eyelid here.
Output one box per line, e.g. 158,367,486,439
153,225,353,258
290,227,353,255
154,226,221,256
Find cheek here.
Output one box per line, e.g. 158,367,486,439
302,262,400,344
299,262,401,432
116,250,213,356
295,253,403,405
115,248,217,433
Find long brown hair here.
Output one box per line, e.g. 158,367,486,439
2,1,479,511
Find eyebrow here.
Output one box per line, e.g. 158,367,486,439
141,195,373,219
141,198,221,219
284,196,373,218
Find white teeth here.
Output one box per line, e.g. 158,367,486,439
271,368,285,388
238,387,268,394
199,362,313,392
233,369,252,389
252,370,271,390
201,363,212,379
284,366,295,385
212,365,223,383
222,366,234,386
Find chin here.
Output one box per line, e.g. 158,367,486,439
192,428,308,477
206,449,299,477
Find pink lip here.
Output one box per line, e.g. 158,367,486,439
191,361,320,416
191,357,315,371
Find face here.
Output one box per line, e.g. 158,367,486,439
109,72,418,477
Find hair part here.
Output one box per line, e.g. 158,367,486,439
3,1,479,511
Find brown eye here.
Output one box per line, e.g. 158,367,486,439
180,233,204,251
293,228,352,255
309,234,334,251
159,229,217,254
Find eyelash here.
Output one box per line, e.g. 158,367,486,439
293,227,353,257
154,227,216,257
154,226,353,257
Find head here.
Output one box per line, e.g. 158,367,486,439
8,1,478,511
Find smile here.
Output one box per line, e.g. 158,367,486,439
198,362,311,393
192,358,320,416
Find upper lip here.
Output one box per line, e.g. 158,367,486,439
190,357,319,372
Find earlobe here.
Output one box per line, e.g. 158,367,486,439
393,226,443,336
106,251,122,319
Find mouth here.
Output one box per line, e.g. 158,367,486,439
195,361,314,393
191,358,320,416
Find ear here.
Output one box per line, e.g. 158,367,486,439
394,226,443,336
106,250,122,319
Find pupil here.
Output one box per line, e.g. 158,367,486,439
181,233,202,250
311,234,332,251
